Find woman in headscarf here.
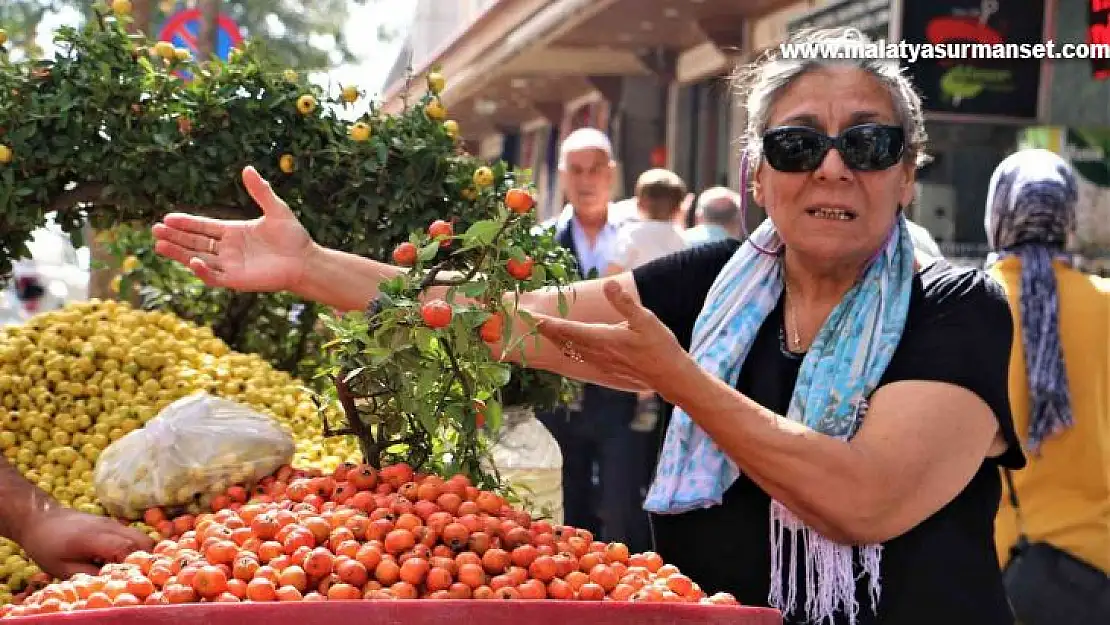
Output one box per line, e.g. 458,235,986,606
987,149,1110,592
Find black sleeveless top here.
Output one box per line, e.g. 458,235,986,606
632,240,1025,625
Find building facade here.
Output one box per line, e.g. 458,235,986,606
380,0,1110,260
379,0,765,221
382,0,498,100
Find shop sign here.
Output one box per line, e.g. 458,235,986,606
787,0,891,40
893,0,1045,122
1091,0,1110,80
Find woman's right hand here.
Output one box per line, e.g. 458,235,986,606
152,166,313,292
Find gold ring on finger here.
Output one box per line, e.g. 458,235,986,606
561,341,584,363
208,238,217,254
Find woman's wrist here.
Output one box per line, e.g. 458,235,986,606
291,243,407,313
291,241,328,298
654,354,706,408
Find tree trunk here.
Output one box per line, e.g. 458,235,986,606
213,291,259,352
198,0,220,61
130,0,154,37
85,224,117,301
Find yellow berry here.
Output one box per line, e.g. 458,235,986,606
349,122,371,142
279,154,295,174
121,256,140,273
296,94,317,115
473,166,494,188
427,72,446,95
424,98,446,121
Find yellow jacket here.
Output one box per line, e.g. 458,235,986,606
992,257,1110,573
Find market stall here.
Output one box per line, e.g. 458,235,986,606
8,600,780,624
0,6,782,624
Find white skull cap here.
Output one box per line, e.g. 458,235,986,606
559,127,612,168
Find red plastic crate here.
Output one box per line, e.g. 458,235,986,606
9,600,782,624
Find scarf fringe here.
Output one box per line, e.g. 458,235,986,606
768,501,881,625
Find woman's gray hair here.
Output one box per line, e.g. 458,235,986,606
734,27,930,172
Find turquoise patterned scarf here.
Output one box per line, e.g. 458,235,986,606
644,214,916,624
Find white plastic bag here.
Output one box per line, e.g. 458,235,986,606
93,392,295,519
486,406,564,524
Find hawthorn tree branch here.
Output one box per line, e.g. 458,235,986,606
335,374,376,466
45,182,247,220
213,292,259,350
441,340,473,407
419,217,516,290
46,184,110,215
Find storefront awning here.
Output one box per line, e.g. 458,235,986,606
382,0,793,141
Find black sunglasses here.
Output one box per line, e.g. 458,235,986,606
762,123,905,173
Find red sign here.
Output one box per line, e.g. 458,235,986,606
158,8,244,62
898,0,1045,120
1091,0,1110,79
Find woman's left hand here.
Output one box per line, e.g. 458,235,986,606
532,280,694,398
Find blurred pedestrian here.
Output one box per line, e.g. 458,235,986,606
987,148,1110,625
606,168,688,275
683,186,744,247
532,128,651,552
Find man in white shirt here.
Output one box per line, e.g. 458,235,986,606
606,168,688,275
542,129,637,276
536,128,651,553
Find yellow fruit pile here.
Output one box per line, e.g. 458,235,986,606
0,300,359,596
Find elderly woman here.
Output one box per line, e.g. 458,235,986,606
152,28,1023,624
986,149,1110,623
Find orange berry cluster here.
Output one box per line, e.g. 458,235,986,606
3,463,738,616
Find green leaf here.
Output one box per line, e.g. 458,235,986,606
464,219,500,246
529,264,547,287
365,347,392,366
555,290,572,317
417,408,438,434
455,308,491,329
418,241,440,262
485,398,503,432
413,327,438,350
478,362,512,386
517,308,536,330
459,280,489,298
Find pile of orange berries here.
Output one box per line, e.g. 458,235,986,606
2,463,738,617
